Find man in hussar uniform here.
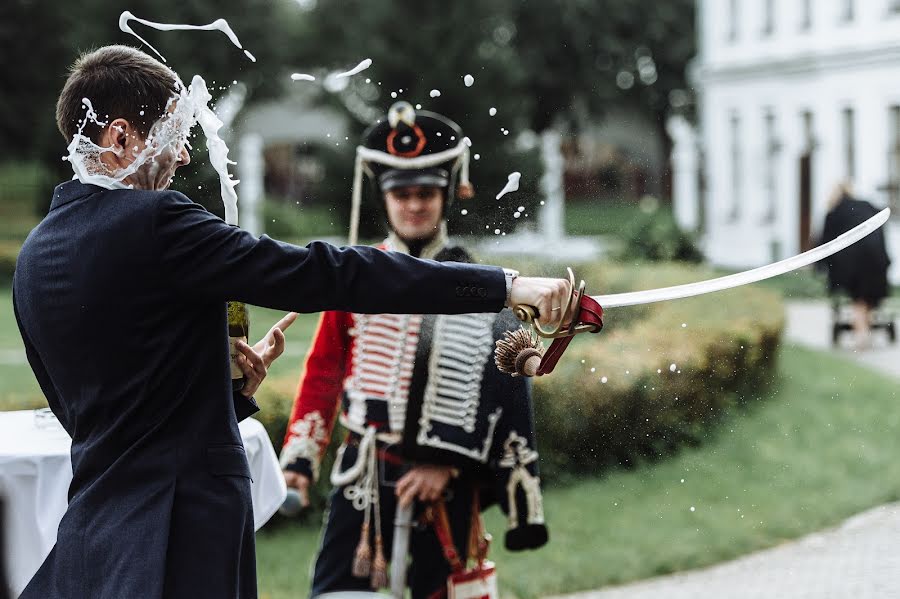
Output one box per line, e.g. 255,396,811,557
280,102,549,598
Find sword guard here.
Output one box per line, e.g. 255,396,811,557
501,267,604,376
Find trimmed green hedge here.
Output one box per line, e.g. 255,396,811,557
533,262,782,481
255,261,783,493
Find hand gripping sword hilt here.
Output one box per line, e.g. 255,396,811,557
497,267,604,377
513,268,600,338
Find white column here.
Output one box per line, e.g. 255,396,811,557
238,133,264,237
777,103,802,257
812,100,842,228
667,115,700,231
855,86,886,203
539,128,565,242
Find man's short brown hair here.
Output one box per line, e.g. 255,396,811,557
56,45,179,144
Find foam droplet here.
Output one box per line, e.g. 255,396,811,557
464,74,474,87
489,107,497,116
495,171,521,200
430,89,441,98
333,58,372,78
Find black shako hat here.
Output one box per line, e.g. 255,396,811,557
349,101,472,244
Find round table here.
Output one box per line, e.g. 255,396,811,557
0,410,286,596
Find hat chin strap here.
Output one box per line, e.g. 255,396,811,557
349,152,365,245
348,141,470,246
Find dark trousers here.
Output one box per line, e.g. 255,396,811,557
311,445,473,599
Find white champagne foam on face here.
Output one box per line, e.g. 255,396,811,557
333,58,372,78
66,74,240,224
65,89,192,191
119,11,256,63
495,171,521,200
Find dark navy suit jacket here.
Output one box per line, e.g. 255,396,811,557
13,180,505,599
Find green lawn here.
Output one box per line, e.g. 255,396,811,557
255,344,900,598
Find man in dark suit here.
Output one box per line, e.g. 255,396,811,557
13,45,570,598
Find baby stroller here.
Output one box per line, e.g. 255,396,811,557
818,192,893,347
830,292,896,346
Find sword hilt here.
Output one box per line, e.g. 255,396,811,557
499,267,604,376
514,268,600,338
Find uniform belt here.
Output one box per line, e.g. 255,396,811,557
339,413,402,445
345,431,405,466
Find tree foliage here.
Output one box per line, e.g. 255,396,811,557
4,0,694,224
2,0,301,180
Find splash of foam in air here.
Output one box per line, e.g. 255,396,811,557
119,11,256,63
333,58,372,78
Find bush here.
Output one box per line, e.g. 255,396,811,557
0,241,20,284
0,161,55,215
252,261,783,489
532,262,782,481
262,197,344,243
615,200,703,262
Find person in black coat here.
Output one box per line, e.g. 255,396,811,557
819,182,892,348
13,45,571,599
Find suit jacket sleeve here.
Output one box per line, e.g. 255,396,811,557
152,191,506,314
279,310,350,481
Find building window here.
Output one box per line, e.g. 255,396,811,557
763,108,780,222
762,0,775,36
730,111,742,221
728,0,740,42
841,0,854,22
843,107,855,181
888,106,900,214
800,0,812,30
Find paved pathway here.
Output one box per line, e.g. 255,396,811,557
551,300,900,599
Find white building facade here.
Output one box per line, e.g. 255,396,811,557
678,0,900,282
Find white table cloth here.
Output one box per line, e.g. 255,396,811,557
0,410,286,596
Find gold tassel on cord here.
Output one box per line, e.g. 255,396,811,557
351,520,372,578
370,533,389,589
494,329,544,377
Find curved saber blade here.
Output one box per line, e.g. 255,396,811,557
591,208,891,309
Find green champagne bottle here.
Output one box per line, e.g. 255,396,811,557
227,301,250,392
